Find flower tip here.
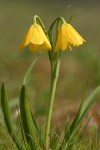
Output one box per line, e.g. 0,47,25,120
18,44,23,51
69,46,72,50
48,45,52,50
84,39,86,42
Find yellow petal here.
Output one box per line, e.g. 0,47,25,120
30,24,44,45
55,23,86,51
67,24,86,46
43,35,52,50
42,41,52,50
19,23,52,52
31,24,52,50
55,24,69,50
29,43,39,52
19,25,33,50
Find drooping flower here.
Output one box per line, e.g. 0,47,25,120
19,23,52,52
55,23,86,51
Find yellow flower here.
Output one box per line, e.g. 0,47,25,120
55,23,86,51
19,23,52,52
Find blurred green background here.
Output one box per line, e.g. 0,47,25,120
0,0,100,125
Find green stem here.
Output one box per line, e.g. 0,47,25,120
48,17,65,48
48,16,65,63
45,72,58,150
33,15,48,37
45,52,61,150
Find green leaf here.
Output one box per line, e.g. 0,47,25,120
20,85,37,149
68,13,73,23
1,82,24,150
78,85,100,122
31,113,41,138
22,54,43,144
23,55,38,85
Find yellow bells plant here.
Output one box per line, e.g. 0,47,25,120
18,16,86,150
19,23,51,52
4,15,100,150
55,23,86,51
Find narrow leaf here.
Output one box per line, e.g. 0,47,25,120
68,13,73,23
31,112,42,139
59,85,100,150
78,85,100,122
31,112,44,149
1,82,24,150
23,55,42,137
20,85,37,149
23,55,38,85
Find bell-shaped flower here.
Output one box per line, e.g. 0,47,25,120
19,23,52,52
55,23,86,51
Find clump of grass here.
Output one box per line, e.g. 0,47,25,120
1,57,100,150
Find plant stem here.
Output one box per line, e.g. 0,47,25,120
45,73,58,150
45,55,61,150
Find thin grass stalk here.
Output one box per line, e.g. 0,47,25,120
59,85,100,150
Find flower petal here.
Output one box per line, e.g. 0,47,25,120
31,24,52,50
29,43,39,52
55,23,86,51
67,24,86,46
55,24,69,50
19,25,33,50
30,24,44,45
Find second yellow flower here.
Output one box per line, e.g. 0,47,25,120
55,23,86,51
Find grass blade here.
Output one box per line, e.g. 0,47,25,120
59,85,100,150
78,85,100,122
